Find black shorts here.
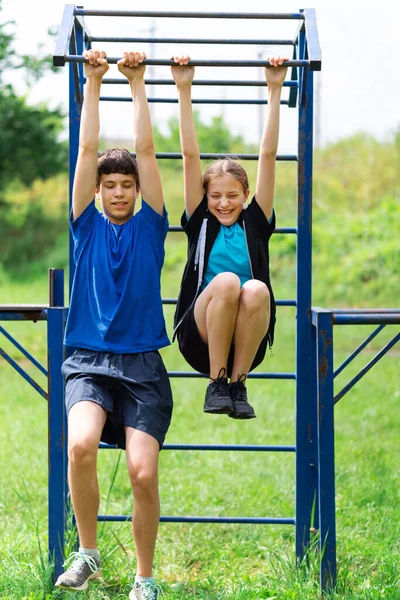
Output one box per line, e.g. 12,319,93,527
62,349,173,449
177,304,269,378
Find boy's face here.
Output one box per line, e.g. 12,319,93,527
97,173,138,224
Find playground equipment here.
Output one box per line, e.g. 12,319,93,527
1,6,399,594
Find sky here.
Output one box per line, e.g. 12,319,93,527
2,0,399,153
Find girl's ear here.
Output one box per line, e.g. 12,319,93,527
245,189,251,201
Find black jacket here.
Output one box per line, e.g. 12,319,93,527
173,195,276,348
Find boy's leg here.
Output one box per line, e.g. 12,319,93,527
194,272,241,379
125,427,160,577
68,400,108,548
230,280,270,381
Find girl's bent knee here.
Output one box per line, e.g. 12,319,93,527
240,281,270,310
212,272,241,298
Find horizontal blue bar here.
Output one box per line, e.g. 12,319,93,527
0,310,47,322
132,153,297,161
162,298,296,307
66,55,310,68
167,371,296,379
98,514,295,525
332,308,400,314
100,96,289,106
168,226,297,233
76,9,304,20
102,78,298,88
92,36,295,45
333,314,400,325
0,326,47,376
0,348,47,399
99,443,296,451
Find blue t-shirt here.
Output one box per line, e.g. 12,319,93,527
64,200,170,353
200,222,252,292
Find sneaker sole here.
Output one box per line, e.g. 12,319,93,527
204,405,233,415
55,571,102,591
229,412,256,419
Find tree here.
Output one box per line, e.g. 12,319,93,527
0,0,67,195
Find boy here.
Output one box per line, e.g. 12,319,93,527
55,50,172,600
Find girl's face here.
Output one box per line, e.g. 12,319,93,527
207,174,250,227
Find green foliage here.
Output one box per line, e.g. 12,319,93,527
0,90,67,192
152,111,253,170
0,0,67,195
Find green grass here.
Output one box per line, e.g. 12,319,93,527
0,274,399,599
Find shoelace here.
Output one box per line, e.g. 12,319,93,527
136,580,164,599
210,367,229,397
231,374,247,402
63,552,99,574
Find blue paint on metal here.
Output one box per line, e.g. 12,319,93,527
167,371,296,379
98,515,296,524
295,23,315,563
168,226,297,233
99,443,296,452
334,324,385,378
316,311,337,591
49,269,65,308
303,9,322,71
0,347,47,398
53,4,76,66
334,332,400,404
99,96,290,105
162,298,297,306
102,78,298,87
333,314,400,325
92,35,295,45
130,153,298,161
288,42,299,108
0,325,47,376
0,310,47,321
47,307,68,580
68,17,84,300
77,9,305,20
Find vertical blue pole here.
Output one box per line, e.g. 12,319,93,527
316,311,336,590
295,22,316,560
48,282,67,580
69,21,84,296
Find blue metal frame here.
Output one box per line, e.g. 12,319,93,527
49,3,324,586
311,307,400,589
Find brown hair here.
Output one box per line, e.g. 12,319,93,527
96,148,139,188
202,157,249,194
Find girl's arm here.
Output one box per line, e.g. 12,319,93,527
171,55,203,218
255,55,288,221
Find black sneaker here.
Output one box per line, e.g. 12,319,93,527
204,368,233,415
229,375,256,419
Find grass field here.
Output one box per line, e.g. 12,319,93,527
0,272,399,599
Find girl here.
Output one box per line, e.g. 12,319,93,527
171,54,288,420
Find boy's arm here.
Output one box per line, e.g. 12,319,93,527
255,55,288,221
118,52,164,216
72,50,109,220
171,56,203,218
